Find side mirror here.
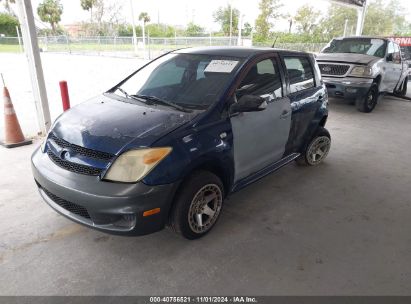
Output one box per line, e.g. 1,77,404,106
230,95,266,113
386,53,394,62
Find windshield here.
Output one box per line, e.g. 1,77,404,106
115,53,243,110
322,38,387,58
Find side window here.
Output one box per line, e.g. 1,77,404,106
237,58,282,99
393,43,401,64
284,56,315,93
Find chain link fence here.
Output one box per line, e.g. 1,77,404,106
0,35,327,58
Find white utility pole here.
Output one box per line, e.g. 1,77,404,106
129,0,138,55
229,4,233,46
237,13,243,46
343,19,349,36
16,0,51,135
142,20,146,58
355,3,367,36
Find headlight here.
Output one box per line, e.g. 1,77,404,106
350,66,372,77
103,147,172,183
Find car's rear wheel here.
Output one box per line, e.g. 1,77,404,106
169,171,224,239
296,127,331,166
356,84,379,113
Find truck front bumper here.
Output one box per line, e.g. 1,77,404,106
322,77,373,99
31,147,180,236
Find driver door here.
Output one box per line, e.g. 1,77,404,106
231,56,292,182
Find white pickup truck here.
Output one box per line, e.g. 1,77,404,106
317,37,408,113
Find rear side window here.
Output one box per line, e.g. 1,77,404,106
284,56,315,93
237,58,282,99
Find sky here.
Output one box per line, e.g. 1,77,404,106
11,0,411,32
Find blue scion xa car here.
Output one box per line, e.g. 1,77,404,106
31,47,331,239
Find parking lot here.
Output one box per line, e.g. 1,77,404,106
1,93,410,295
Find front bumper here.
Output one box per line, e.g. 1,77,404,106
322,77,373,99
31,147,180,236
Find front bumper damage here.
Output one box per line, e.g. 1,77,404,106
31,147,180,236
322,77,373,99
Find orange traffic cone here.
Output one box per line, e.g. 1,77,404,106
1,78,32,148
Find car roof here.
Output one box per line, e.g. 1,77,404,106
334,36,390,41
173,46,308,58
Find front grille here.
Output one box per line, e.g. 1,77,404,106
319,64,350,76
42,187,91,219
49,133,114,161
47,150,102,176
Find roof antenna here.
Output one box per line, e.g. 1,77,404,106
271,37,278,48
0,73,5,87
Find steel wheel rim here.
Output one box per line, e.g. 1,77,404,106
366,89,376,108
188,184,223,234
307,136,331,165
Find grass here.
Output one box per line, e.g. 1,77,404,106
0,44,21,52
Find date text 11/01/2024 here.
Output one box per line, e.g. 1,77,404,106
149,296,258,303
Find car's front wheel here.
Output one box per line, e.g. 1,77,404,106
356,83,379,113
296,127,331,166
169,171,224,239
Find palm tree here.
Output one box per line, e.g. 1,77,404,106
138,12,150,25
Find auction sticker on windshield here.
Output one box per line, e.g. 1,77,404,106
204,60,239,73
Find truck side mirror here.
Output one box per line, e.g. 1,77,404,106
386,53,394,62
230,95,266,113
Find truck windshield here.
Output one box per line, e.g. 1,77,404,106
115,53,243,110
322,38,387,58
401,46,411,60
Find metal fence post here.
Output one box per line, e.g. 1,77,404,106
16,26,23,52
65,35,71,54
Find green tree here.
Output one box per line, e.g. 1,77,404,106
185,22,204,36
117,23,142,36
0,12,18,36
319,5,357,40
213,4,239,35
37,0,63,34
254,0,283,42
242,22,252,36
363,0,411,36
80,0,97,22
146,23,176,37
294,5,320,34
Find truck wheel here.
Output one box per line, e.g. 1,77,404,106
296,127,331,166
396,77,408,97
169,171,224,240
356,84,379,113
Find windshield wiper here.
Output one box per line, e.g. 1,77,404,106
113,87,149,104
132,94,192,113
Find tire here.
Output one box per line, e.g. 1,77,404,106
395,77,408,97
296,127,331,166
356,83,379,113
169,171,224,240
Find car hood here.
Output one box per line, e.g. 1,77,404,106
51,94,197,154
317,53,378,65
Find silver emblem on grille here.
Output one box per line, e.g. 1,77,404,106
323,66,332,72
60,150,70,160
